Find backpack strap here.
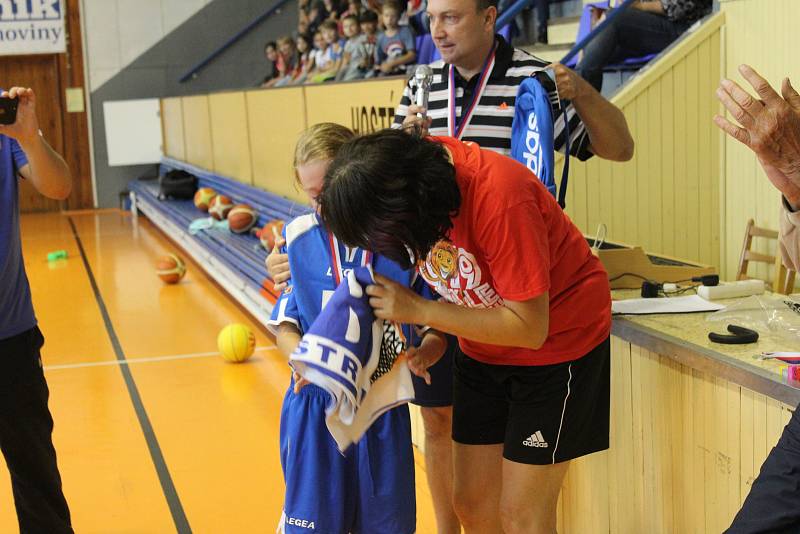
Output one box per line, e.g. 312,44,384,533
558,102,571,209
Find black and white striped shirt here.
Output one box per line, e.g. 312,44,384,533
393,36,593,160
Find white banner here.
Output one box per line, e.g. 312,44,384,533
0,0,66,56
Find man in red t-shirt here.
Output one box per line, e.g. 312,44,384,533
319,129,611,533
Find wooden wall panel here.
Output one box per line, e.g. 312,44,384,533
303,78,405,133
560,14,723,271
408,334,794,532
246,87,307,203
0,55,63,213
161,78,411,205
209,92,252,185
58,0,93,210
161,97,185,162
181,95,214,172
567,339,787,532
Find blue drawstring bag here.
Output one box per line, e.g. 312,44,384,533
511,76,571,208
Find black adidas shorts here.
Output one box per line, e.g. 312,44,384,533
452,337,610,465
410,335,456,407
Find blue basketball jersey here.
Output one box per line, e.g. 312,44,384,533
268,212,429,339
269,213,419,534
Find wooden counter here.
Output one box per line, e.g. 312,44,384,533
409,292,799,533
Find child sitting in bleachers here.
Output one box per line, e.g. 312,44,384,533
292,34,314,85
271,36,300,88
336,15,367,81
375,0,416,76
359,10,379,76
260,41,279,87
307,30,333,83
309,20,346,83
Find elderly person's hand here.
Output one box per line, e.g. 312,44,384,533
714,64,800,210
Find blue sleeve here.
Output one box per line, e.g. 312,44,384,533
401,27,416,52
11,138,27,174
269,283,301,334
412,272,436,301
268,281,301,337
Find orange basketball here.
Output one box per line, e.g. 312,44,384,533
209,195,234,220
156,253,186,284
193,187,217,212
228,204,258,234
259,220,285,250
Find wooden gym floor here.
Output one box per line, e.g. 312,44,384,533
0,210,436,533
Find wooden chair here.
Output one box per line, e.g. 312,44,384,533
737,218,797,294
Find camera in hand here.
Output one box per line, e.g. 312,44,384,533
0,97,19,125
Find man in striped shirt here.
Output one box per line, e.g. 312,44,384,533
394,0,632,532
395,0,634,163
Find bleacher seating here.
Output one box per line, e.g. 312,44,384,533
128,158,311,325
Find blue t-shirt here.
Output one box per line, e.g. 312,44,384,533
268,213,430,340
376,27,416,73
0,133,35,340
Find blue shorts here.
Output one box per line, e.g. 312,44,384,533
279,383,416,534
410,334,455,407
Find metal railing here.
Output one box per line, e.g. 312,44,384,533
494,0,635,64
560,0,634,64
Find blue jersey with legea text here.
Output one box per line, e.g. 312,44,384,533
269,213,422,534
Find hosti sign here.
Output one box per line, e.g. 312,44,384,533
350,105,396,135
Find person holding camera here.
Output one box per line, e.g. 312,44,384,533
0,86,73,533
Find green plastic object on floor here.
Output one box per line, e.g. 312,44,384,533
47,250,67,261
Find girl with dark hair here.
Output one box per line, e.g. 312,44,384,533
291,34,314,85
319,129,612,534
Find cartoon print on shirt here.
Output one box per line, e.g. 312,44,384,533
419,241,503,309
418,241,458,284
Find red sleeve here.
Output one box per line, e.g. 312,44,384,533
478,200,550,301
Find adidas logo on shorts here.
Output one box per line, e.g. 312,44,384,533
523,430,549,448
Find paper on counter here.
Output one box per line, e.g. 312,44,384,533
612,295,727,315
